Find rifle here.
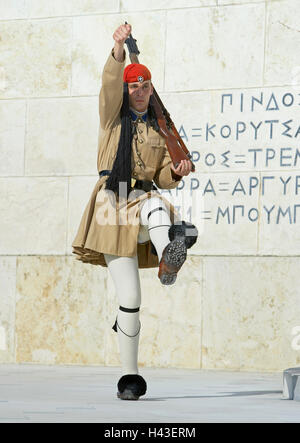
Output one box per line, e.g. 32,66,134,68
124,23,195,173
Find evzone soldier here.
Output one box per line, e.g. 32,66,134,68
72,23,198,400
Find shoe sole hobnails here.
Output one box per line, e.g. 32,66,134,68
158,239,187,285
117,389,141,400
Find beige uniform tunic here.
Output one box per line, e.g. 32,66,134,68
71,50,182,268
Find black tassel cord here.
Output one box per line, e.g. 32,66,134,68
105,84,159,199
105,82,133,199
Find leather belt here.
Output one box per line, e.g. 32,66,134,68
99,170,157,192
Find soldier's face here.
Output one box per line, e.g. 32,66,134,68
128,80,153,112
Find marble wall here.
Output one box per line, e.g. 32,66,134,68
1,0,300,371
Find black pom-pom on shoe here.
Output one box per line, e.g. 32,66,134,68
168,220,198,249
117,374,147,400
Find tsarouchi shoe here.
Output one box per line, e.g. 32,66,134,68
117,374,147,400
158,221,198,285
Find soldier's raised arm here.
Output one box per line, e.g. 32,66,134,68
113,23,131,62
99,24,132,129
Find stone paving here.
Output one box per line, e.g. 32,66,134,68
0,364,299,423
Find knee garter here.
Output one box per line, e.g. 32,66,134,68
112,305,141,337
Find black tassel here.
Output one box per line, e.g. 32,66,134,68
105,82,133,199
112,317,118,332
150,241,157,256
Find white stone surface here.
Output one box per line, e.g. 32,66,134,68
0,364,299,423
27,0,119,17
160,86,300,173
202,257,300,371
15,257,107,365
0,257,16,363
219,0,263,4
120,0,216,11
158,85,300,256
26,97,98,175
0,178,68,255
72,11,166,95
0,19,72,98
0,100,26,176
265,0,300,86
0,0,27,19
165,4,265,91
258,171,300,255
164,171,260,256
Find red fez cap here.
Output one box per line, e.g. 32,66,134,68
123,63,151,83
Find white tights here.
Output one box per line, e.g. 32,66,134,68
103,197,172,375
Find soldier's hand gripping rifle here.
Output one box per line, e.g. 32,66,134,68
124,23,196,173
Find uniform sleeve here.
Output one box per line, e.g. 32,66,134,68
153,146,182,190
99,49,126,130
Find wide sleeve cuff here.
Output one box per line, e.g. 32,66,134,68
153,147,182,189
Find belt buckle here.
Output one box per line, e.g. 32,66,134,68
131,178,136,188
